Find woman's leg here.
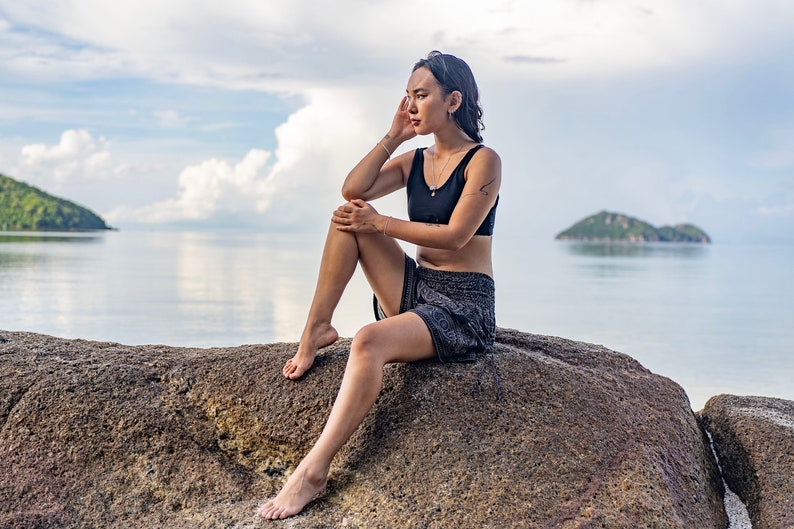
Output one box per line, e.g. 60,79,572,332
259,312,436,520
283,223,406,379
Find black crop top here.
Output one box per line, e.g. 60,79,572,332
406,145,498,236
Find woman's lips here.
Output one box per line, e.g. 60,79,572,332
411,119,420,126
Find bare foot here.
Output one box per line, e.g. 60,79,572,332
282,323,338,380
257,463,328,520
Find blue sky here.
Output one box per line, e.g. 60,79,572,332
0,0,792,242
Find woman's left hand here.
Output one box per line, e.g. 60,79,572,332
332,199,382,233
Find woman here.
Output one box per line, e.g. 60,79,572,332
258,51,501,520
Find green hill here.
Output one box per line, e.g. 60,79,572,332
556,211,710,243
0,173,111,231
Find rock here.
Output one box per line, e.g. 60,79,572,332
699,395,794,529
0,328,727,528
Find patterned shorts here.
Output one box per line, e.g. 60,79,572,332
373,254,496,363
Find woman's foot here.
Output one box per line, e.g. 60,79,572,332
257,462,328,520
283,323,338,380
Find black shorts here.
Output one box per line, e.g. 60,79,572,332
373,255,496,363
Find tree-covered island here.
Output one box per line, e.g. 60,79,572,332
0,173,112,231
556,211,710,243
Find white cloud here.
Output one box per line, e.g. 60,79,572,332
18,129,112,183
152,110,192,128
106,87,373,228
3,1,793,89
2,1,793,241
757,203,794,217
21,129,100,163
108,149,271,224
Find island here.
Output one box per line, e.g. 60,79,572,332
555,211,710,243
0,173,111,231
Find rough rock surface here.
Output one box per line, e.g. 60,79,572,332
0,328,726,529
699,394,794,529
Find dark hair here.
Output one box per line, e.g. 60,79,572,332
413,51,484,143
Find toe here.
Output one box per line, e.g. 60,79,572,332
257,502,273,519
283,360,295,377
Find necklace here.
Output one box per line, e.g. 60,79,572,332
429,143,466,197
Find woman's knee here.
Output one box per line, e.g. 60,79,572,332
349,323,388,365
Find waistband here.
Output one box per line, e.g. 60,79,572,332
416,265,494,286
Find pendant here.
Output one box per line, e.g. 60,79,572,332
429,185,436,197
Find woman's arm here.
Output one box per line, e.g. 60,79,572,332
341,97,416,201
335,147,502,251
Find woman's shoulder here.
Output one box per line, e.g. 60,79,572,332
472,144,499,158
469,145,501,170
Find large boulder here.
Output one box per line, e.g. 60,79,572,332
699,394,794,529
0,328,726,528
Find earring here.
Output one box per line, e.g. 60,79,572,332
448,111,453,120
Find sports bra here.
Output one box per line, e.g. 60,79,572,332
406,144,498,236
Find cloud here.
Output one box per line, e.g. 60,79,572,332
21,129,100,163
107,148,271,224
4,0,792,90
18,129,112,183
106,87,374,229
504,55,567,65
3,1,793,242
757,204,794,217
152,110,192,128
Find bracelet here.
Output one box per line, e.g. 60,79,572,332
383,216,392,236
378,141,392,159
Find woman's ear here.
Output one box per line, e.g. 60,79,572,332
448,90,463,113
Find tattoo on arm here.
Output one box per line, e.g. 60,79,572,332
478,178,496,196
462,177,497,198
424,223,441,228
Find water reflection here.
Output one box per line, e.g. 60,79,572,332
0,229,375,347
170,231,374,344
0,231,102,273
0,232,105,244
0,252,44,268
175,231,285,342
555,241,709,281
559,241,708,259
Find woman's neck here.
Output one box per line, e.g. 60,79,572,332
432,129,475,156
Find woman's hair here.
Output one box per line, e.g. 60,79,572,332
413,51,484,143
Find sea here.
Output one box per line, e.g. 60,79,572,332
1,229,792,411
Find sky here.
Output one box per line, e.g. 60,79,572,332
0,0,792,243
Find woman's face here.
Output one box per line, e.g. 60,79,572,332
405,66,454,135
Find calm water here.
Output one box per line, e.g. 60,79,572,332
1,230,792,410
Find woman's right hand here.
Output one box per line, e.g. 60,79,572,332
388,96,416,143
